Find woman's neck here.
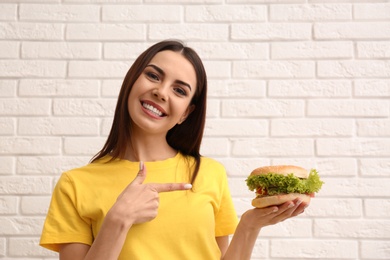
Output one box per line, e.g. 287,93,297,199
124,133,177,162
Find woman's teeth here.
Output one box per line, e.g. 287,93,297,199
142,103,163,116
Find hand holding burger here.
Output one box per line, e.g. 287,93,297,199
246,165,324,208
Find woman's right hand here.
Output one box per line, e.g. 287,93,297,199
108,162,192,227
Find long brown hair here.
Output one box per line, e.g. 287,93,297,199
91,40,207,184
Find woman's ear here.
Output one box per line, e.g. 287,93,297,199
178,105,195,124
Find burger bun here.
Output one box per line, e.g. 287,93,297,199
252,193,311,209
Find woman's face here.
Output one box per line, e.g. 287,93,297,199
128,50,197,136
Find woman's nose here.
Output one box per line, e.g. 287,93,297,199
152,85,168,102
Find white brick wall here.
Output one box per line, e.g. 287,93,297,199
0,0,389,259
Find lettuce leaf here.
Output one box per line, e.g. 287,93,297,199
246,169,324,195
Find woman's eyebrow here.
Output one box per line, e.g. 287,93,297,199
146,64,192,91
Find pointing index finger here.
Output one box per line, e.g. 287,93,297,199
151,183,192,193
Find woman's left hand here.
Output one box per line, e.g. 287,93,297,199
240,198,308,232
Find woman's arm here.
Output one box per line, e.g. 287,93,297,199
222,199,307,260
59,209,131,260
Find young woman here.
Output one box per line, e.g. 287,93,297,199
40,40,308,260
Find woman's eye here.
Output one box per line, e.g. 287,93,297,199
146,72,159,81
174,87,187,96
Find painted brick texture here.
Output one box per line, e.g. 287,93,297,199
0,1,389,259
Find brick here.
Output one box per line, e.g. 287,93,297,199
222,100,304,117
0,217,45,235
19,79,100,97
206,99,219,118
0,196,17,214
317,138,390,157
359,158,390,177
271,41,353,59
0,156,14,175
314,219,390,238
0,177,52,195
306,198,362,217
200,137,229,157
218,158,270,177
208,80,266,98
66,23,145,40
0,99,51,116
271,118,353,137
0,80,16,97
22,42,101,59
314,158,357,177
261,219,312,237
53,99,116,116
63,137,106,155
0,60,66,77
204,119,268,137
319,178,390,197
361,240,390,259
185,5,266,22
68,61,131,78
65,0,138,2
233,198,254,216
318,60,390,78
103,42,148,59
203,61,230,78
190,42,268,60
231,23,311,40
0,22,63,40
0,118,14,135
364,199,390,218
145,0,221,4
357,42,390,58
231,138,314,157
149,24,228,41
354,3,390,20
269,80,351,97
16,156,90,175
314,22,390,39
270,4,352,21
0,41,18,58
233,61,315,78
20,4,99,21
20,196,51,215
0,237,4,256
18,117,99,136
355,79,390,97
101,80,122,97
0,4,17,20
308,100,389,117
228,177,252,197
357,119,390,137
271,239,358,259
9,237,58,257
0,137,61,155
103,5,180,22
251,239,268,259
101,118,114,136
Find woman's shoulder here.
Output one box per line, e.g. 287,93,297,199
200,156,226,174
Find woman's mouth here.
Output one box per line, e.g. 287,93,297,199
141,101,166,117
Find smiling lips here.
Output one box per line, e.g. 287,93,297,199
141,101,166,117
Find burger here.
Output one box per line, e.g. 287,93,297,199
246,165,324,208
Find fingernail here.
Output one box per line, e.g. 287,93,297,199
296,199,303,206
139,161,144,171
288,203,295,208
184,184,192,189
273,207,278,213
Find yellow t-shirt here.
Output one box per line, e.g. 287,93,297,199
40,153,238,260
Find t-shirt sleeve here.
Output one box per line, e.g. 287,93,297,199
40,172,92,252
214,165,238,237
